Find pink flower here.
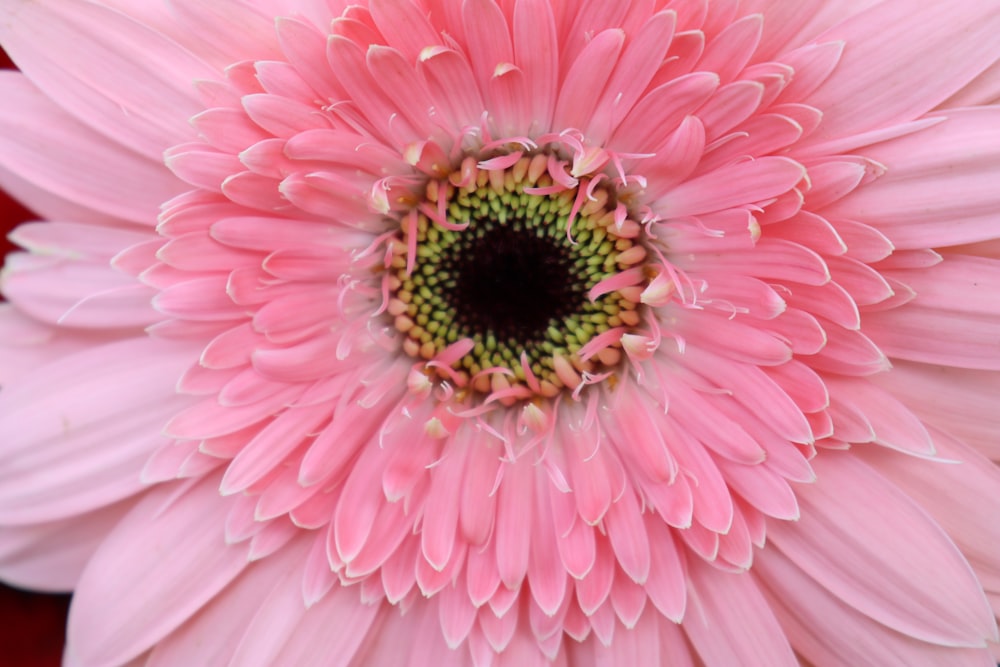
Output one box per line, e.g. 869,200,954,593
2,0,1000,664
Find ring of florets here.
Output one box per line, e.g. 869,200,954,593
383,150,658,402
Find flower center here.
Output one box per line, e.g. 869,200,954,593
387,152,650,399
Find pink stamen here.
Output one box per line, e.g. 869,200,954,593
577,326,628,362
572,370,614,401
434,337,476,366
566,185,591,244
425,360,467,388
484,385,534,405
478,151,524,170
585,174,607,200
587,266,645,303
547,154,578,189
451,402,499,419
373,273,391,316
417,201,468,231
405,209,418,276
354,229,398,262
481,137,537,152
471,366,516,383
519,351,541,393
524,184,567,196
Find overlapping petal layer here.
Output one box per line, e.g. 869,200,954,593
1,0,999,665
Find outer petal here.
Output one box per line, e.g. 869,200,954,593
0,336,197,523
683,556,798,666
767,453,997,647
822,108,1000,249
756,547,997,667
66,475,251,667
874,361,1000,460
0,72,187,225
0,500,134,592
862,255,1000,370
0,0,218,158
800,0,1000,149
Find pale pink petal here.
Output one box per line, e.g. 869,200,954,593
768,453,997,647
874,361,1000,460
0,500,134,592
2,254,161,329
610,72,719,153
697,13,763,84
164,0,283,66
67,476,251,666
654,157,805,217
684,556,798,666
0,0,217,158
859,430,1000,588
756,546,997,667
512,0,559,134
863,255,1000,370
823,108,1000,248
0,72,186,224
0,336,196,522
800,0,1000,148
145,541,301,665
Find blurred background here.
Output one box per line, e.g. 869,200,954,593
1,46,71,667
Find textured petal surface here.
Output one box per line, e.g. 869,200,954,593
0,0,999,664
67,476,250,666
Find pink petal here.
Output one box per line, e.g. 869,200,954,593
461,0,513,91
2,255,161,329
697,13,763,84
220,402,332,496
0,336,195,523
863,255,1000,370
553,29,625,133
165,0,283,67
589,11,677,139
756,545,997,667
823,108,1000,248
801,0,1000,149
684,556,798,666
417,47,485,129
862,429,1000,588
875,361,1000,460
369,0,443,62
0,0,216,158
0,72,186,224
513,0,559,134
0,500,133,592
146,537,311,667
655,157,805,218
67,476,251,666
495,458,534,589
825,377,933,455
768,453,997,646
610,72,719,153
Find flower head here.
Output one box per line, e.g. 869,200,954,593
2,0,1000,664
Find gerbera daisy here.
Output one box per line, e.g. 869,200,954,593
2,0,1000,665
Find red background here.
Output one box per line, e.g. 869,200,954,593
1,47,71,667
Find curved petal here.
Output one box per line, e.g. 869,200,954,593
767,453,997,647
800,0,1000,149
0,336,197,523
0,72,186,225
0,0,217,158
66,475,251,667
756,546,997,667
0,499,134,592
823,108,1000,249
